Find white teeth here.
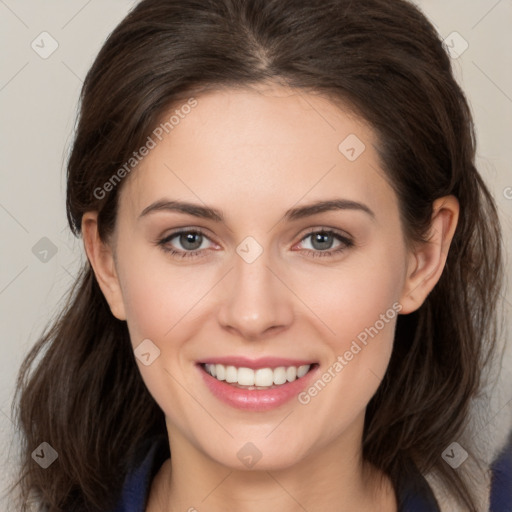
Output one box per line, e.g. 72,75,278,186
286,366,297,382
238,367,255,386
204,363,312,387
215,364,226,381
225,365,237,383
273,366,287,385
297,365,310,378
255,368,274,387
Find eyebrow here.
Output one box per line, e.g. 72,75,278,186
138,198,375,222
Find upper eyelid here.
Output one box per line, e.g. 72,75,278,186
296,230,354,251
300,227,352,240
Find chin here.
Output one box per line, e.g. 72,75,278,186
203,437,312,472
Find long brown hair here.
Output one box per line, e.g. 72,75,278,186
11,0,503,510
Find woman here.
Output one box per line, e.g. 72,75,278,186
11,0,506,510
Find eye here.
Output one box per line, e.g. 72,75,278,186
296,229,354,258
157,227,354,260
157,229,214,259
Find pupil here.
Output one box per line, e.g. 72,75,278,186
181,233,202,250
313,232,332,250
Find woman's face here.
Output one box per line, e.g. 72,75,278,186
107,84,414,470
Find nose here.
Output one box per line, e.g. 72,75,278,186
216,247,294,341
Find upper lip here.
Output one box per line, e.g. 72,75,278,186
198,356,316,369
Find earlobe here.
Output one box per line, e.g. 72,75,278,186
399,195,460,314
81,212,127,321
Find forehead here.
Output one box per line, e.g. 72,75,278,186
120,84,396,223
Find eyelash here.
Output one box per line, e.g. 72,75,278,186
156,228,354,260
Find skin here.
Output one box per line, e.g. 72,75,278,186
82,83,459,511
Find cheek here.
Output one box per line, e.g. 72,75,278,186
293,242,405,408
295,287,399,442
296,245,405,349
116,252,208,422
117,244,215,345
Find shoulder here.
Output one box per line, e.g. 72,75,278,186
490,432,512,511
394,459,441,512
111,435,170,512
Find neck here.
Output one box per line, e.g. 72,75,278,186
147,415,396,512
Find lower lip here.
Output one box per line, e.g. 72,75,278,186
197,364,319,411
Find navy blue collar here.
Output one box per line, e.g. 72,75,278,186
112,436,170,512
490,433,512,511
393,458,441,512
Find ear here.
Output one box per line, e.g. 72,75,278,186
81,212,127,321
399,195,459,314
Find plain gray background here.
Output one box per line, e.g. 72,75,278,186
1,0,511,508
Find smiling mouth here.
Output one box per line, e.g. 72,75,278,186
200,362,318,390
